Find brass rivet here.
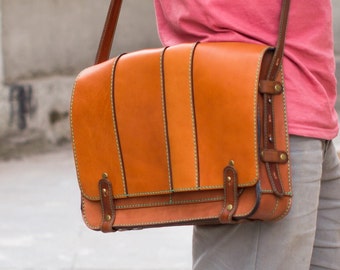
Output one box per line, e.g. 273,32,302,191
275,84,282,93
105,215,112,221
102,188,107,197
229,160,235,166
102,173,108,179
227,176,232,182
227,204,233,211
280,153,287,161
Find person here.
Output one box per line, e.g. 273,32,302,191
154,0,340,269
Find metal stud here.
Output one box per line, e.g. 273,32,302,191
280,153,287,161
102,188,108,197
227,204,233,211
229,160,235,167
105,214,112,221
102,172,108,179
227,176,232,182
275,84,282,93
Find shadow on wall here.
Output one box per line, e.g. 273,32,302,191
9,84,36,130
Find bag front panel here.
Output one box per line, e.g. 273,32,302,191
72,42,271,201
113,49,171,196
71,59,126,200
162,44,200,191
111,42,269,198
192,42,268,188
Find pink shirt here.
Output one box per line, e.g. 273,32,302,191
154,0,338,140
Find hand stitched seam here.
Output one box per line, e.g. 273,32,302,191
160,46,173,194
115,196,224,209
111,55,128,196
114,216,220,228
189,42,200,188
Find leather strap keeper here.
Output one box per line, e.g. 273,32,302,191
261,149,289,164
219,165,239,224
259,80,283,95
99,177,115,232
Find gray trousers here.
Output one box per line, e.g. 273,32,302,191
193,136,340,270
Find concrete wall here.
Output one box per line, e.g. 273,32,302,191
0,0,160,158
1,0,160,83
2,0,106,82
0,0,339,158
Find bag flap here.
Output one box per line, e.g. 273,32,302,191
71,42,271,201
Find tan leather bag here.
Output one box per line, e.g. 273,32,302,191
70,0,292,232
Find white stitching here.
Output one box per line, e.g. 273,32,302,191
189,43,200,188
160,47,173,193
111,55,128,195
114,216,220,228
115,196,224,209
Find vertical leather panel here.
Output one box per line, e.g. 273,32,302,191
163,44,199,191
258,71,291,195
272,72,291,194
114,49,170,195
193,42,262,188
71,59,125,199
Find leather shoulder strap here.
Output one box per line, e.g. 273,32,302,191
95,0,290,77
268,0,291,80
95,0,122,64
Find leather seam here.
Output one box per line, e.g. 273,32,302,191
115,196,224,209
280,68,292,193
189,43,200,188
81,197,101,230
160,47,173,193
112,216,220,228
113,185,225,198
111,55,128,195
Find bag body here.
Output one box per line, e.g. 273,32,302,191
70,41,292,232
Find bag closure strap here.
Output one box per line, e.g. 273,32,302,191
99,176,116,233
94,0,291,78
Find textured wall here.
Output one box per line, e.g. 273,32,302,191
1,0,160,83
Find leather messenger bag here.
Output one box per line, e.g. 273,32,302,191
70,0,292,232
